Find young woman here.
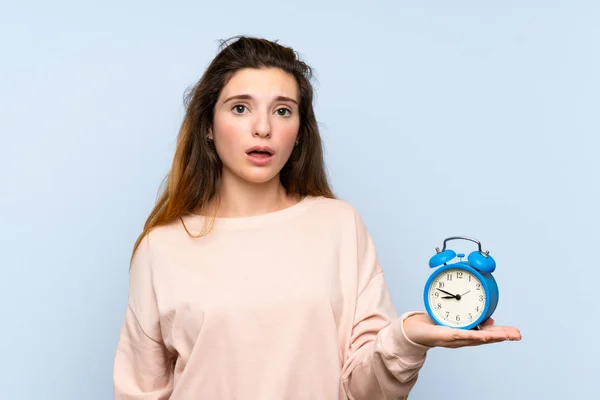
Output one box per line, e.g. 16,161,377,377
113,36,521,399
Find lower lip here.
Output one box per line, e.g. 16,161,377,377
247,152,273,166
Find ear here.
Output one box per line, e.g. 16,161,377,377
207,127,214,141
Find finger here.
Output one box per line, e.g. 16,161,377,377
442,330,516,347
441,327,518,343
435,332,488,346
479,330,521,342
445,328,490,341
480,325,522,340
431,324,522,346
433,326,521,348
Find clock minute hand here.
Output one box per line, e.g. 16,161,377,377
436,288,458,298
436,288,467,300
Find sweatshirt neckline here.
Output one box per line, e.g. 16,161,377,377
184,195,320,232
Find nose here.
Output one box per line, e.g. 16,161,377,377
252,112,271,138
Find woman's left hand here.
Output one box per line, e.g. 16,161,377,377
403,312,522,348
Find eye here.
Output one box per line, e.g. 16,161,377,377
276,107,292,117
231,104,248,114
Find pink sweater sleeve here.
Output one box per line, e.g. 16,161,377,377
113,235,174,399
340,212,431,399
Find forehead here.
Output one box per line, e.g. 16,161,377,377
220,68,299,100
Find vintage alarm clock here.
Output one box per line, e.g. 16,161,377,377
423,236,499,330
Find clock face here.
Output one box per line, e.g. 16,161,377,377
426,267,487,328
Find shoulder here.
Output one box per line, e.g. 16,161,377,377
307,195,360,218
139,216,199,257
306,196,368,233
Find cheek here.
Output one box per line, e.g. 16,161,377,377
277,122,300,149
216,117,246,141
213,117,248,157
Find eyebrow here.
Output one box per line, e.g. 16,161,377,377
222,94,298,105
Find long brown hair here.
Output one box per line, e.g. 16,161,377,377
131,36,335,259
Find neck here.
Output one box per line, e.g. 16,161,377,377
211,170,300,218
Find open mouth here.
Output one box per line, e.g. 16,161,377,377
247,149,273,156
246,146,274,157
246,146,275,165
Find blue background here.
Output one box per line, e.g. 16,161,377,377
1,1,598,398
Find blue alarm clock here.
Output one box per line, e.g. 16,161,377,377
423,236,499,330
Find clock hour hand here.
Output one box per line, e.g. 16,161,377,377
436,288,458,298
436,288,466,300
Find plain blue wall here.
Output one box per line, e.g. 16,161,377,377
1,1,598,398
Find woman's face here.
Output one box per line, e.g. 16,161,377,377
210,67,300,186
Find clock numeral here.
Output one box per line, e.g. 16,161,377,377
457,271,463,279
437,303,442,309
479,295,484,302
468,313,473,320
476,284,481,290
476,306,480,312
446,274,452,281
456,315,461,322
468,275,472,282
434,292,439,298
445,311,450,318
438,282,445,289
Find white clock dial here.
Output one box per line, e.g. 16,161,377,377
427,268,486,328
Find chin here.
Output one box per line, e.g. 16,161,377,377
240,169,280,185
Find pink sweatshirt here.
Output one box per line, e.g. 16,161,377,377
113,195,430,399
